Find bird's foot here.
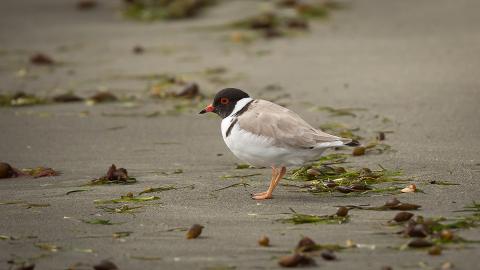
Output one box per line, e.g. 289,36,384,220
252,191,267,196
252,192,272,200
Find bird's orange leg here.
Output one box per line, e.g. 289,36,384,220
272,167,286,189
252,167,278,197
252,166,284,200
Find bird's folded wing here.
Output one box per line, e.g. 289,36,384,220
237,100,348,148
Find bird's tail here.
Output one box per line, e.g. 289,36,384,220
344,139,360,147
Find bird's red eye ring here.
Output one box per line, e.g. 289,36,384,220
220,97,229,105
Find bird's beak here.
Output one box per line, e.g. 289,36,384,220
199,104,215,114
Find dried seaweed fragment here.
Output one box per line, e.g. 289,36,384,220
123,0,216,21
316,106,366,117
279,210,349,225
88,164,136,185
94,194,159,204
289,164,405,195
342,198,421,211
0,92,48,107
22,167,59,178
52,93,84,103
34,243,61,252
83,219,116,225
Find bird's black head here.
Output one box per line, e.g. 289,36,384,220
199,88,250,118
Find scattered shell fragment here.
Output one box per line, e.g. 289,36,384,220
93,260,118,270
320,250,336,261
336,206,349,217
359,167,373,177
306,168,320,176
385,197,402,207
323,181,337,188
345,239,356,248
407,224,428,238
428,246,442,256
186,224,204,239
285,17,309,29
401,184,416,193
296,237,316,252
390,203,421,211
335,186,354,193
258,236,270,247
349,183,371,191
377,132,386,141
133,45,144,54
88,92,117,103
106,164,129,181
14,264,35,270
352,146,365,156
76,0,97,10
278,253,315,267
440,229,454,241
0,162,19,178
52,93,83,103
441,262,454,270
393,212,414,222
408,238,433,248
30,53,54,65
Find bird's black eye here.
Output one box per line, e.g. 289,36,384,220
220,97,229,105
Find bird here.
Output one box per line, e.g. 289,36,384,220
199,88,358,200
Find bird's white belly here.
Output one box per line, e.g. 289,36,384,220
221,118,324,167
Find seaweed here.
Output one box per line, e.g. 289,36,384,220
221,173,261,179
123,0,216,21
87,164,137,185
94,194,160,204
429,180,460,185
315,106,366,117
288,163,406,195
0,92,48,107
34,243,61,252
113,231,133,238
213,182,250,192
278,209,349,225
130,255,162,261
22,167,59,178
96,204,143,214
66,189,90,195
82,219,116,225
318,122,363,140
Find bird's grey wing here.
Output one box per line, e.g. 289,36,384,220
237,100,348,148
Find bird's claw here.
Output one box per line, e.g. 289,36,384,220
252,192,272,200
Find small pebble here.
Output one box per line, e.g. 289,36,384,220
352,146,365,156
393,212,414,222
428,246,442,256
321,250,336,261
186,224,204,239
278,253,315,267
336,206,349,217
258,236,270,247
296,236,316,252
93,260,118,270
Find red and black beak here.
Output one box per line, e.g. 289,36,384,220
199,104,215,114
